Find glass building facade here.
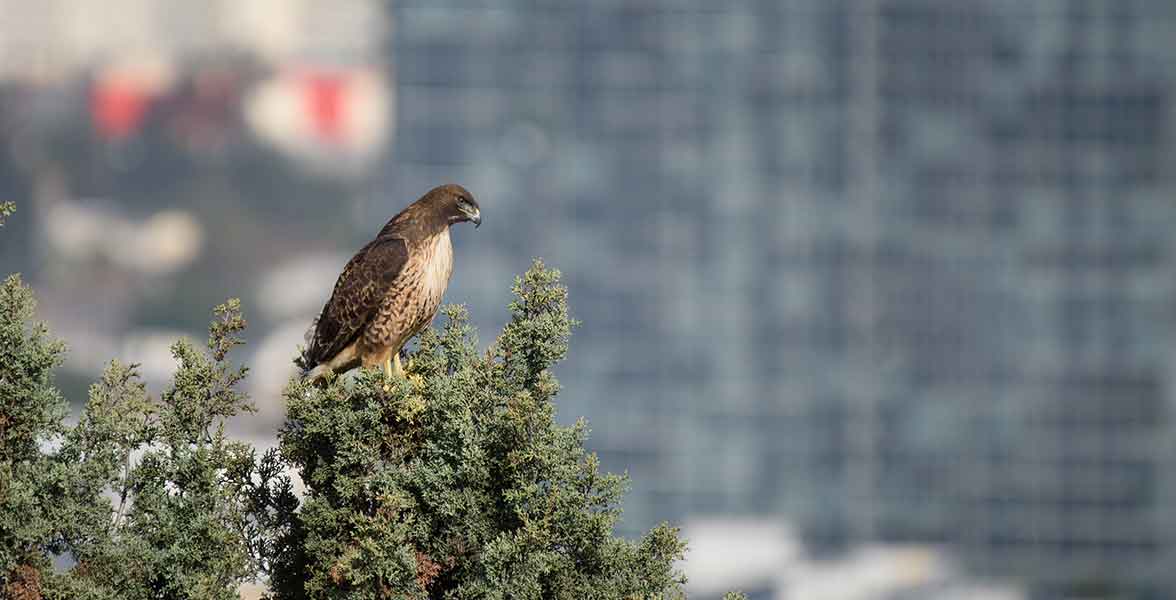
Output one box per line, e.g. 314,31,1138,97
382,2,1176,597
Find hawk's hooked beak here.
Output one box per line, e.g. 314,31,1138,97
469,208,481,229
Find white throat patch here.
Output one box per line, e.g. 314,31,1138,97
422,229,454,300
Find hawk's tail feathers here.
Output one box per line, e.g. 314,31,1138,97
296,316,321,379
303,315,319,347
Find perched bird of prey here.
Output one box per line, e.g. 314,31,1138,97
299,184,481,383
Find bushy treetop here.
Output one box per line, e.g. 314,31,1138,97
275,260,686,599
0,255,689,599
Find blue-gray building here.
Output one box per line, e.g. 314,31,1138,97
382,2,1176,598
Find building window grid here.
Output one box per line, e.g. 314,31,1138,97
386,3,1176,595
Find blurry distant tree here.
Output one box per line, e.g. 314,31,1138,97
0,201,13,227
0,228,688,599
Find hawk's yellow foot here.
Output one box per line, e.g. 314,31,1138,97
380,355,405,391
379,354,409,392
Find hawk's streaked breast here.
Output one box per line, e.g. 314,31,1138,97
363,229,453,355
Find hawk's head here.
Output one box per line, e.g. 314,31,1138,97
425,183,481,229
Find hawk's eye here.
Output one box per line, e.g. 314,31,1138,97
457,198,471,211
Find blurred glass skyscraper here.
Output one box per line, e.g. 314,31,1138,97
382,2,1176,598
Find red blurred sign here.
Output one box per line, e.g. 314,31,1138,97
91,74,151,140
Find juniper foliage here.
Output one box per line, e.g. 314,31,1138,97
0,274,69,599
1,238,688,598
275,260,687,599
0,275,294,599
47,299,297,600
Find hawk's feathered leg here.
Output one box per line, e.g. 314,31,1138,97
381,353,404,391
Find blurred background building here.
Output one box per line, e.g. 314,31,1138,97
1,1,1175,598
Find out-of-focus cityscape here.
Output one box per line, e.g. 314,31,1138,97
2,1,1175,598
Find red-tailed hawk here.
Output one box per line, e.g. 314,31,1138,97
299,184,481,383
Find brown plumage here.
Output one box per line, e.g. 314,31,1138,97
300,184,481,382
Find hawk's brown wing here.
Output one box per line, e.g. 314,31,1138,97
304,235,409,368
